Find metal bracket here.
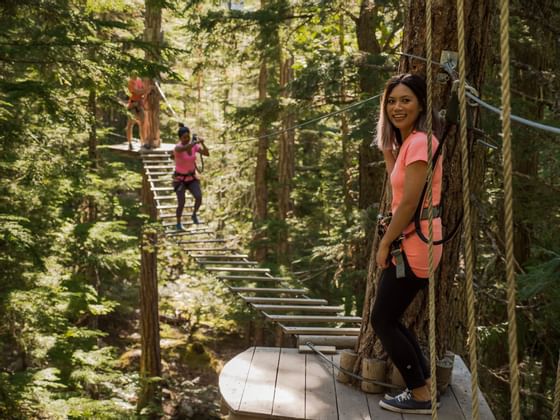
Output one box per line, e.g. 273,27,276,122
440,50,458,70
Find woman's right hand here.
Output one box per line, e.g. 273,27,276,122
376,241,390,269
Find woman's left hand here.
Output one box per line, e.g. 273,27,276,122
376,241,391,269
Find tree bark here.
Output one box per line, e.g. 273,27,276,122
142,1,162,149
276,55,295,264
356,0,384,211
137,224,162,415
356,0,492,371
253,58,269,263
138,12,164,407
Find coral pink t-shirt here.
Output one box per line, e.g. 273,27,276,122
390,131,443,278
174,143,200,181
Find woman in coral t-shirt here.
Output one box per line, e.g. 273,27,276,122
173,124,209,230
371,73,444,415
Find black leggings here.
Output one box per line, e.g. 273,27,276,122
370,261,430,390
173,179,202,220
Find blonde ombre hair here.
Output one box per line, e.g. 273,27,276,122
374,73,442,151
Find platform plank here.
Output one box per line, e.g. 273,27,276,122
305,353,337,419
450,357,495,420
272,348,306,418
238,347,281,416
333,354,371,420
220,349,494,419
219,347,255,412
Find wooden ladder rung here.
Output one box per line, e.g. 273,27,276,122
144,165,175,169
198,260,256,266
281,326,361,336
151,187,174,191
229,287,307,294
167,229,213,237
252,304,343,313
218,275,288,281
153,195,177,200
143,159,172,164
182,247,236,252
190,254,249,259
204,267,270,273
263,315,362,323
242,297,327,305
157,205,186,210
297,335,358,348
177,239,227,244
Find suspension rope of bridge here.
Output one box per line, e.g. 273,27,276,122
498,0,521,418
236,93,382,144
456,0,480,418
424,0,438,417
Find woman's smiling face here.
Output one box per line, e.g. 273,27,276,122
386,83,422,140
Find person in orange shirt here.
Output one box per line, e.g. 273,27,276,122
125,71,149,150
371,73,444,415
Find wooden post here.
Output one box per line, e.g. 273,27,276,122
337,349,358,384
361,357,386,394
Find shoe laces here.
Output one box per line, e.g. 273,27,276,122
394,389,413,403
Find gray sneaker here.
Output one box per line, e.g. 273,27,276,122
379,389,435,415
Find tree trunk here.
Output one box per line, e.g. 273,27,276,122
253,58,269,263
356,0,384,212
276,55,295,264
356,0,492,371
138,10,164,408
143,1,162,149
340,13,352,228
137,225,162,415
88,88,98,170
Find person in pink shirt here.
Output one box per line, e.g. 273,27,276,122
173,124,209,230
370,73,444,415
125,71,150,150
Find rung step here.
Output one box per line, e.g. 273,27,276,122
144,165,175,169
166,229,213,236
143,160,173,164
151,187,174,191
230,287,307,294
182,247,237,252
190,254,249,259
218,275,289,281
297,335,357,349
252,305,343,313
177,239,227,244
298,345,337,354
163,220,205,227
165,229,214,238
281,326,361,336
264,315,362,323
198,260,257,266
154,195,177,200
148,177,172,182
146,171,173,175
242,297,327,305
157,205,188,210
142,153,171,158
205,267,270,273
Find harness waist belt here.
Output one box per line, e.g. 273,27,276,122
392,205,442,279
419,205,441,220
174,170,196,178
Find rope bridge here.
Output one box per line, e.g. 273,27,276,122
140,149,363,349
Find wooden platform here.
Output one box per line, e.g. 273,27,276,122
219,347,496,420
105,141,175,157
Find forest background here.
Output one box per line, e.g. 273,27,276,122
0,0,559,419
